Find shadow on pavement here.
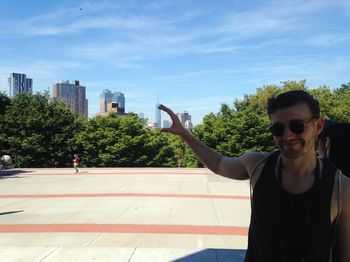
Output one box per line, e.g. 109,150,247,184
0,169,31,179
173,248,246,262
0,210,24,216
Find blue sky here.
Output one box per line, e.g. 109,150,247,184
1,0,350,125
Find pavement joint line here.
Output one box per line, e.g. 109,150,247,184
0,193,250,200
0,224,249,236
84,233,103,247
206,176,223,228
165,198,176,221
38,246,60,262
128,247,137,262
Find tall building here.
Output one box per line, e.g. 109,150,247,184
100,89,125,114
52,80,88,117
176,111,192,129
155,102,161,128
163,120,171,128
8,73,33,97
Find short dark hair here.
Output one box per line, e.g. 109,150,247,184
267,90,320,118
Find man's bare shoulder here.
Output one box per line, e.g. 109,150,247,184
240,151,269,159
239,152,270,168
218,152,269,180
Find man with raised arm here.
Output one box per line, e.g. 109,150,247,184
159,90,350,262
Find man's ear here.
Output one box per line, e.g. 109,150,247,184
316,118,325,135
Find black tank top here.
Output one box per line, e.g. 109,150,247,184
245,151,337,262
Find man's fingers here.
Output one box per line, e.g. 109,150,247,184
158,104,167,112
158,104,173,115
158,104,179,123
160,127,172,133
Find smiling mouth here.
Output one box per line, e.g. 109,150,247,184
281,140,303,147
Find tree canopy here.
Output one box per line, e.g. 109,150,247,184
0,81,349,168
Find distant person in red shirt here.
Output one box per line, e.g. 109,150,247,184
73,154,79,174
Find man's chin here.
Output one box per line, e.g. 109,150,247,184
279,146,304,159
281,150,302,159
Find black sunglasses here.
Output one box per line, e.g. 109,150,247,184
269,117,315,137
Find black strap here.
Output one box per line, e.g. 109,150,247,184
329,171,342,262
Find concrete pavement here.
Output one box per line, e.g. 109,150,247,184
0,168,251,261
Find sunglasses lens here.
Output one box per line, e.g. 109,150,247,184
269,123,284,136
289,120,305,134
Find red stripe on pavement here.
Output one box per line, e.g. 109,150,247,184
0,224,248,235
18,172,208,176
0,193,249,200
12,168,206,171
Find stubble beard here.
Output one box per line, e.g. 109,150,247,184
277,137,316,160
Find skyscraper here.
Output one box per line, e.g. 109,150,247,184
155,102,161,128
52,80,88,117
176,111,192,129
100,89,125,114
163,120,171,128
8,73,33,97
138,113,145,119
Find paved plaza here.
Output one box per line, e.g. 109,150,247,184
0,168,251,262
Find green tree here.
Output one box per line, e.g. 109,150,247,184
166,133,198,167
310,84,350,122
0,93,78,167
0,92,10,115
75,113,177,167
1,80,348,168
190,80,324,164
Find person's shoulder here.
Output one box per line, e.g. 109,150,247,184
239,152,270,174
240,151,270,163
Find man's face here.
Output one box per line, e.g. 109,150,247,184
269,103,323,159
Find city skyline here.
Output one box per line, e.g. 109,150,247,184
1,1,350,125
5,73,190,125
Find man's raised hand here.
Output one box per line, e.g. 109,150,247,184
158,104,186,136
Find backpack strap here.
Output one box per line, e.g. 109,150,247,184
329,170,342,261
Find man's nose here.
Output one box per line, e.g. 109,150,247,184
281,125,295,138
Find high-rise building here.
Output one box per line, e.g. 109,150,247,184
52,80,88,117
8,73,33,97
100,89,125,114
176,111,192,129
155,102,161,128
163,120,171,128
